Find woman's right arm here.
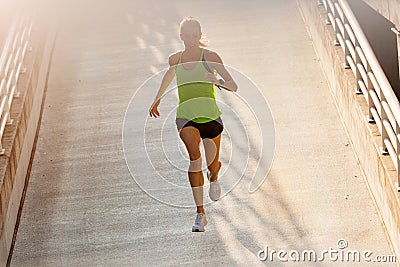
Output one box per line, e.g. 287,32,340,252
149,53,180,118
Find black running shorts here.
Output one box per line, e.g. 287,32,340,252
175,117,223,139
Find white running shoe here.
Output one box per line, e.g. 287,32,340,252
207,171,221,201
192,213,208,232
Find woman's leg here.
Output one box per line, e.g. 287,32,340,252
203,134,222,182
179,126,205,214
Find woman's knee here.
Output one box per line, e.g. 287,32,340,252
189,156,202,172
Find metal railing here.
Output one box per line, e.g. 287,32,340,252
0,14,33,155
321,0,400,191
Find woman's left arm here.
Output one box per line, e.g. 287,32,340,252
205,51,238,92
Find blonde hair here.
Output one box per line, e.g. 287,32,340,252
179,16,209,47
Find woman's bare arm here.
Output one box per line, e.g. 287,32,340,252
149,53,180,117
204,50,238,92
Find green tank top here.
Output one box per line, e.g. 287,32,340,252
175,49,221,123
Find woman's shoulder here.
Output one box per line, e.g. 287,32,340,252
203,49,222,63
168,51,183,66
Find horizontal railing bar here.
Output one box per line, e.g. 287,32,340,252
369,90,382,117
384,138,398,168
322,0,328,9
337,33,345,51
367,72,381,100
334,2,344,22
358,80,371,103
371,107,382,132
383,119,398,153
336,17,345,36
8,85,15,105
0,95,6,116
0,79,4,96
355,47,368,71
382,101,398,142
347,55,356,75
358,63,368,84
328,13,335,28
346,39,356,60
344,23,356,46
0,112,9,138
327,0,335,15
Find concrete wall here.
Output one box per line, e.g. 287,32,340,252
363,0,400,63
297,0,400,260
0,20,55,266
363,0,400,27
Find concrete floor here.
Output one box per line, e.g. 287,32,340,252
10,0,395,266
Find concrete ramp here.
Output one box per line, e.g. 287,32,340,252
10,0,395,266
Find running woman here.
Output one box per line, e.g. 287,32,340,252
149,17,238,232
